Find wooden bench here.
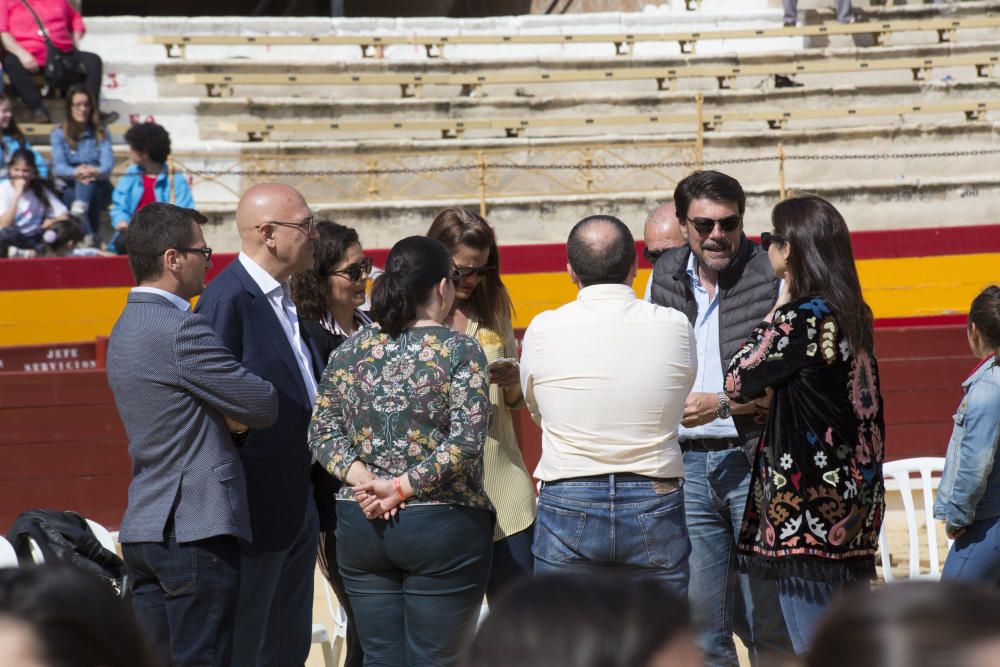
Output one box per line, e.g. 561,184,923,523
144,15,1000,58
219,98,1000,140
18,122,136,138
176,52,1000,97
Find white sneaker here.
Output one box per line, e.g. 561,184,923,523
71,200,89,217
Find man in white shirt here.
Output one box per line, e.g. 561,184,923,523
520,214,697,593
196,183,321,667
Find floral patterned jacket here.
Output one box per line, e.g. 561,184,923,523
308,324,494,511
725,296,885,584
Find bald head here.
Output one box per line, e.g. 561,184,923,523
236,182,317,282
566,215,636,288
644,203,685,256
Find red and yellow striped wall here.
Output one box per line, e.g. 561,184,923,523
1,224,998,345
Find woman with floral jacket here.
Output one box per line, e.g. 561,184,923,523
308,236,493,667
725,195,885,656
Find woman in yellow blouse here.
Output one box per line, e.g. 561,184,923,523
427,207,538,600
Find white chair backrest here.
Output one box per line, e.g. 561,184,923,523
879,457,949,582
85,518,117,554
0,536,18,567
322,578,348,639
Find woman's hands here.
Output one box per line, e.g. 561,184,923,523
74,164,99,184
353,475,412,521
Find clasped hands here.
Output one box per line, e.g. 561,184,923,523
347,461,411,521
681,388,774,428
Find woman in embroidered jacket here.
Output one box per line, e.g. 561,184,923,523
724,194,885,655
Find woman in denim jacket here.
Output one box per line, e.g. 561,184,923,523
50,85,113,243
935,285,1000,582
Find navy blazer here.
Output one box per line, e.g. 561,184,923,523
196,259,318,552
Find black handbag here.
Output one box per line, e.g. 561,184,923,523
18,0,86,89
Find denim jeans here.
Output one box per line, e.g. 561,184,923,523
232,499,319,667
776,577,860,655
337,501,493,667
60,177,112,239
532,473,690,596
683,448,792,667
486,523,535,603
122,519,241,667
942,514,1000,584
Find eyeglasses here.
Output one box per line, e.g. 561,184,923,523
255,217,316,234
70,102,91,109
175,246,213,261
330,257,373,282
453,264,496,278
759,232,787,251
448,268,463,286
685,215,742,235
642,246,665,264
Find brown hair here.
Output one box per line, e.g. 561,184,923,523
426,207,514,332
61,85,105,150
290,221,361,322
969,285,1000,350
0,91,26,144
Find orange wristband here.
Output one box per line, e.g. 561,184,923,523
392,477,406,502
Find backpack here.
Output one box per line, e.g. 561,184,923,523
6,509,129,598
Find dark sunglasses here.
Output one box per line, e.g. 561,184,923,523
642,246,665,264
454,264,496,278
175,246,213,261
330,257,373,282
759,232,787,251
685,215,742,235
448,268,463,286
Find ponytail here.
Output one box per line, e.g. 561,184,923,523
371,271,422,338
370,235,453,339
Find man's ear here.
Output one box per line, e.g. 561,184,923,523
566,262,580,288
626,255,638,284
163,248,180,274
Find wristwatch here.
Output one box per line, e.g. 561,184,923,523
716,392,732,420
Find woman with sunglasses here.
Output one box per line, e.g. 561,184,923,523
427,206,537,601
308,235,493,667
724,194,885,655
290,220,372,667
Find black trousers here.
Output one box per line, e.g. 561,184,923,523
2,50,103,110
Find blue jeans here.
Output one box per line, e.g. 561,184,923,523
776,577,858,655
337,501,493,667
232,499,319,667
532,473,690,596
683,448,792,667
61,177,112,239
122,518,241,667
942,514,1000,583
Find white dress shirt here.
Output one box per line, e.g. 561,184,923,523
520,282,697,481
132,286,191,312
238,252,318,403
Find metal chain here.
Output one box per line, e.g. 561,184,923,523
115,148,1000,178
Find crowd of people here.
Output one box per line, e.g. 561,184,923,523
2,168,990,667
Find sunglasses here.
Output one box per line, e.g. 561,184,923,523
642,246,665,264
760,232,787,251
330,257,373,282
454,264,496,278
448,268,463,286
175,246,213,261
685,215,742,235
255,216,316,234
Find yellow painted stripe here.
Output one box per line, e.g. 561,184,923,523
3,252,998,346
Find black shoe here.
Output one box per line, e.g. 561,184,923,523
28,106,52,124
99,110,120,125
775,74,804,89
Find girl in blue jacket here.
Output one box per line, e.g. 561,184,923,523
109,122,193,254
936,285,1000,582
0,93,48,178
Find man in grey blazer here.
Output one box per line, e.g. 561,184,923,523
107,202,278,667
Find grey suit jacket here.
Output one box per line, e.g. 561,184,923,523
107,291,278,544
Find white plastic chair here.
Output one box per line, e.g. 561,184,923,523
322,577,348,662
878,457,950,582
0,536,18,567
310,622,335,667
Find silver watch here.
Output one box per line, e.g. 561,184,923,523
716,391,732,420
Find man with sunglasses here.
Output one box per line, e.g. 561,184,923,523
642,202,687,301
650,171,792,667
196,183,322,667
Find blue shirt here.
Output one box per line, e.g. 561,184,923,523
934,356,1000,532
0,135,48,178
50,125,114,180
678,252,739,441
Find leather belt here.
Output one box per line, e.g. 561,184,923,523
680,437,743,453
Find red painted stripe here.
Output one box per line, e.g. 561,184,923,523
3,224,999,290
874,314,968,328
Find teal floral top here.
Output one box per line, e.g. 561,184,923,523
308,324,493,511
